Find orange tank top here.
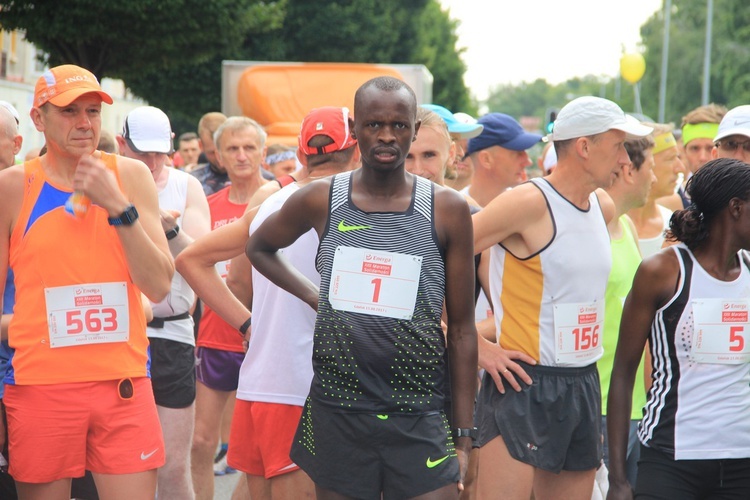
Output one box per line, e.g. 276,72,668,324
7,153,149,385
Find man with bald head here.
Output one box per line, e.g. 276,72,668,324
247,77,478,499
0,104,21,170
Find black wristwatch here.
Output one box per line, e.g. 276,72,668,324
165,225,180,240
108,204,139,226
452,427,477,440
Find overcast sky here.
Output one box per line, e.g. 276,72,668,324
438,0,663,101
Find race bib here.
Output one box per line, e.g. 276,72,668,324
553,301,604,364
329,246,422,320
45,282,130,348
692,299,750,364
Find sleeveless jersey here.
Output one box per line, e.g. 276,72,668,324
598,216,646,418
489,177,611,367
7,154,148,385
237,183,318,406
148,167,195,345
638,204,673,258
639,245,750,460
311,172,446,414
196,186,247,352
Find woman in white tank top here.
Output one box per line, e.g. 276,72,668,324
608,158,750,499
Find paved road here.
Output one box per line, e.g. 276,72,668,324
214,470,242,499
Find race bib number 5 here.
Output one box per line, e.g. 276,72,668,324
45,282,130,348
329,246,422,320
692,299,750,364
553,301,604,364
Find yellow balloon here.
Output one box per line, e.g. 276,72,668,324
620,53,646,84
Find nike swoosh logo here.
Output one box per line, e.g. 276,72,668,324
338,220,372,232
426,455,449,468
141,449,158,460
376,414,389,420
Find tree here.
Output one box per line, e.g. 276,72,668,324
638,0,750,125
242,0,471,113
2,0,470,134
484,76,618,126
0,0,283,80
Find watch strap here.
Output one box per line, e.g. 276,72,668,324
165,225,180,240
452,427,478,440
107,204,139,226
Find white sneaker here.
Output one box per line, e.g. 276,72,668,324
213,454,237,476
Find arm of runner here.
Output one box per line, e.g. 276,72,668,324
176,209,258,333
607,251,677,499
0,167,24,332
474,226,535,391
437,189,478,492
163,175,211,257
78,155,174,302
475,249,497,342
246,183,328,311
472,182,546,254
225,193,275,308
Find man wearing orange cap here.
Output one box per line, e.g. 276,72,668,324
0,64,173,498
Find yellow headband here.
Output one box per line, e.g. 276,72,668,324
682,122,719,145
652,132,677,155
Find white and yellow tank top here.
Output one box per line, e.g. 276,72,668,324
489,178,611,367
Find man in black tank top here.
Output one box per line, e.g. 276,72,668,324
248,77,478,499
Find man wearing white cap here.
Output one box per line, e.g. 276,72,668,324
118,106,211,500
472,96,652,499
713,105,750,162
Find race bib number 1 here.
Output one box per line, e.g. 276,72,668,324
692,299,750,364
45,282,130,348
329,246,422,320
553,301,604,364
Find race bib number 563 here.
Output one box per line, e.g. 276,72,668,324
45,282,130,348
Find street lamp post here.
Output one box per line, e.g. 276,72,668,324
658,0,672,123
702,0,714,105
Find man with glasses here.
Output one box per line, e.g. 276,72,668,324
713,105,750,162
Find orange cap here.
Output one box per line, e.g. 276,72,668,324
34,64,113,108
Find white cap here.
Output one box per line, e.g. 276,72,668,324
550,96,653,141
0,101,20,125
122,106,173,154
714,105,750,142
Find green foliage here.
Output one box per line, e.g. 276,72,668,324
635,0,750,124
411,1,473,113
242,0,472,114
485,76,624,129
2,0,470,134
483,0,750,128
0,0,282,79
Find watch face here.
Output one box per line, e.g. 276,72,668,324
124,205,138,223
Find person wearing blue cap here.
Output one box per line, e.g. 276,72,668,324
472,96,653,499
463,113,542,207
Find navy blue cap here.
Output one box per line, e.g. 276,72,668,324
467,113,542,155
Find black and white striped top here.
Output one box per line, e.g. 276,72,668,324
310,172,447,414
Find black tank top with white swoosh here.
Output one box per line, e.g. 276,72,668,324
310,172,446,414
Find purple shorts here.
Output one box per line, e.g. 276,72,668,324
195,346,244,392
